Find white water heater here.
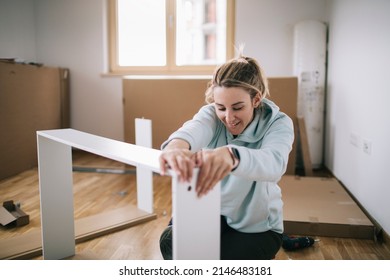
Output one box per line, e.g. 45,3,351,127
293,20,327,168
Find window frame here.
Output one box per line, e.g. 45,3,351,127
108,0,235,75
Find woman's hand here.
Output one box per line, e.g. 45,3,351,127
159,139,195,182
160,140,236,198
195,147,235,197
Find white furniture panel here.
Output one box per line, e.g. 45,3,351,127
37,128,220,260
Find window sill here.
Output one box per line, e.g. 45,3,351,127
101,73,212,80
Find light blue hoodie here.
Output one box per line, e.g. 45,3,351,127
162,98,294,233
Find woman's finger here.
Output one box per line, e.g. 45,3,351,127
196,149,232,197
198,164,229,197
159,149,196,182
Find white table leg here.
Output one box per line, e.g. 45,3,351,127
136,168,153,213
37,135,75,259
172,170,221,260
135,118,153,213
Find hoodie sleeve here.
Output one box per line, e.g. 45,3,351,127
161,105,218,151
230,112,294,182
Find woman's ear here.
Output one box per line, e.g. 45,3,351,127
253,93,262,108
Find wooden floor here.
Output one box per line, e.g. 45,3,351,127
1,151,389,260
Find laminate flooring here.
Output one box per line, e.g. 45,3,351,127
1,151,389,260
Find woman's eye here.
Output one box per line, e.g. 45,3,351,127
216,106,243,112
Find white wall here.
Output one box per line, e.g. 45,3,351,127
0,0,37,62
33,0,123,140
235,0,328,76
326,0,390,234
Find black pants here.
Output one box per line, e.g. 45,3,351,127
159,216,282,260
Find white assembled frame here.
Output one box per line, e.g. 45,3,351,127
36,125,220,260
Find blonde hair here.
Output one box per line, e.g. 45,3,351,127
205,53,269,104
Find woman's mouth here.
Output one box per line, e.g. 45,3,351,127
228,121,240,128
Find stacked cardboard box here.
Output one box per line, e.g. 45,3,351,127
0,61,70,180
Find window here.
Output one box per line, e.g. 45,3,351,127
108,0,235,75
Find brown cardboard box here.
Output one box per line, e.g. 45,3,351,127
280,175,375,239
0,201,29,228
0,62,70,180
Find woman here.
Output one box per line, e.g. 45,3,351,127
159,53,294,260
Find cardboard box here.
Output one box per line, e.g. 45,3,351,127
0,62,70,180
0,201,29,228
280,175,375,239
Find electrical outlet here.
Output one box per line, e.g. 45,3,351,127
362,139,372,155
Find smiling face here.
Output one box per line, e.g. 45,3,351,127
213,86,261,136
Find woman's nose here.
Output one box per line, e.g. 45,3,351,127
225,110,235,123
